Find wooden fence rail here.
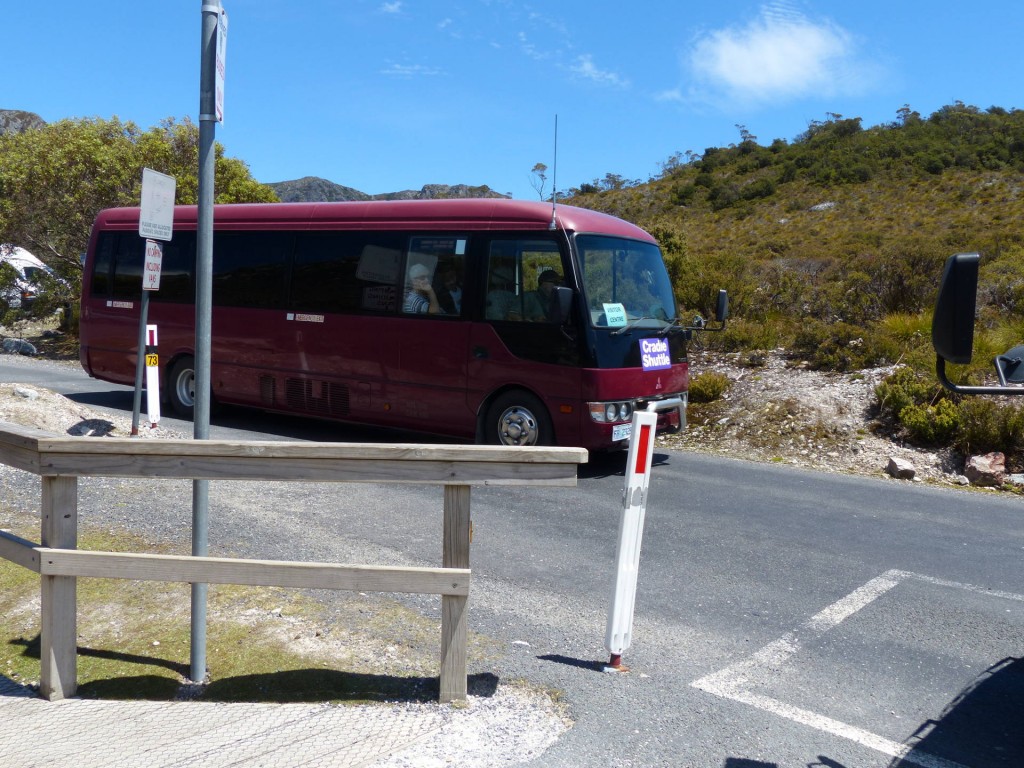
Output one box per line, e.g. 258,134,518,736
0,422,586,703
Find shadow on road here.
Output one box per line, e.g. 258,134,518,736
537,654,607,672
890,656,1024,768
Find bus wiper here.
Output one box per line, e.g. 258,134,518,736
610,316,668,336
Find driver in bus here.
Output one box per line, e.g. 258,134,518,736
403,263,444,314
523,269,562,321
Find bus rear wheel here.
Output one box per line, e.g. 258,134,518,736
167,356,196,418
485,391,553,447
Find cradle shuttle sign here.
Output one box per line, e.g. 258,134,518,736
640,337,671,371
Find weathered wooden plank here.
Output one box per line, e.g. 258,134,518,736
440,595,468,703
37,454,582,486
441,485,471,702
0,530,41,572
35,438,587,465
38,549,471,596
39,476,78,702
0,421,47,451
0,443,43,474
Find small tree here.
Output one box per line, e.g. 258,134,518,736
0,116,277,322
529,162,549,201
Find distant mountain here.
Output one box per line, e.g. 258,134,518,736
268,176,509,203
0,109,46,135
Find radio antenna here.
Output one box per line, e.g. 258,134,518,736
548,114,558,230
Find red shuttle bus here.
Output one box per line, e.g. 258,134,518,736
80,199,692,450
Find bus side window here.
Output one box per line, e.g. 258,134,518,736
110,234,144,299
485,239,565,322
403,236,468,317
213,232,291,309
485,241,521,321
153,231,196,304
292,232,402,315
89,233,116,297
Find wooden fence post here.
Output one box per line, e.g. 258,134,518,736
39,475,78,701
440,484,471,702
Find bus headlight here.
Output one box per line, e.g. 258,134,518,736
589,401,634,424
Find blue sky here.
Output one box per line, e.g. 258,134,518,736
3,1,1021,201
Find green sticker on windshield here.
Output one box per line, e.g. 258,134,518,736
603,302,627,327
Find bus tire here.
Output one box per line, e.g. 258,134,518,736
485,390,553,447
167,356,196,419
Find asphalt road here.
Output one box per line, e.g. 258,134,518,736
2,355,1023,767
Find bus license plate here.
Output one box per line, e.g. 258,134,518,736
612,423,632,442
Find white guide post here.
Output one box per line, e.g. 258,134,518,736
144,325,160,428
604,407,658,670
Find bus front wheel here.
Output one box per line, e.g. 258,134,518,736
485,391,553,447
167,356,196,418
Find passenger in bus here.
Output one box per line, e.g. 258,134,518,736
436,265,462,314
404,263,444,314
485,267,520,320
523,269,562,322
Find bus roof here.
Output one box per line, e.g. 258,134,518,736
92,199,656,242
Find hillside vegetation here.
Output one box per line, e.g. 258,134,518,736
3,104,1024,467
561,102,1024,466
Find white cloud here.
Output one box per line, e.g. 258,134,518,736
379,63,443,77
570,54,630,88
380,2,402,14
686,3,874,106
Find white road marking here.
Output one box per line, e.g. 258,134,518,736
691,569,1024,768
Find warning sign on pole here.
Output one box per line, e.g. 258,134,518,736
605,408,658,668
143,239,163,291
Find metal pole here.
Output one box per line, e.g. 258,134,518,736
130,290,150,436
191,0,220,683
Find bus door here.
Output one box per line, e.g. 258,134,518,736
470,237,583,437
389,236,472,432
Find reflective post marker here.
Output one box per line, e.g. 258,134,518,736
605,408,658,670
144,325,160,428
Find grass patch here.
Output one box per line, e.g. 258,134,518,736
1,524,499,703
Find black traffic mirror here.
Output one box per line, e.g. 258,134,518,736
715,289,729,323
932,252,1024,397
932,252,979,365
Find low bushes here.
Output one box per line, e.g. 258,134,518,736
875,366,1024,465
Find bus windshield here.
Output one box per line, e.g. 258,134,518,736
576,235,677,329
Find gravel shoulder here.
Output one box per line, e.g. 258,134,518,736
660,349,966,487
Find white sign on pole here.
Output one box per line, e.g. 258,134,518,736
143,239,163,291
145,325,161,426
605,409,658,663
139,168,176,241
215,8,228,123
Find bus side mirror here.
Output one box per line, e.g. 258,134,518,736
715,289,729,323
932,252,979,365
931,251,1024,397
681,288,728,334
551,285,573,325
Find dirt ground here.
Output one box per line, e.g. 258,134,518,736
661,349,967,486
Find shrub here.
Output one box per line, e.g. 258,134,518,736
899,399,961,445
954,397,1024,457
875,366,944,419
689,371,731,403
792,320,894,371
711,317,786,353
